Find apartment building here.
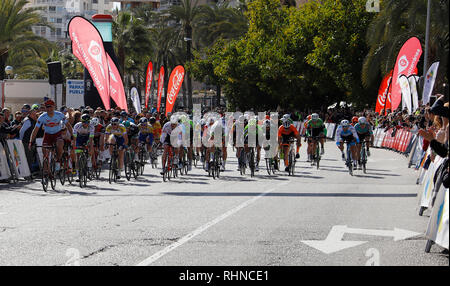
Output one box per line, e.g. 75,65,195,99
25,0,114,46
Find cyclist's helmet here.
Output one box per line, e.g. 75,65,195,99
123,121,131,128
358,117,367,124
111,117,120,125
170,116,178,125
91,117,99,126
81,114,90,123
149,117,156,124
282,119,290,129
341,120,350,127
283,114,290,121
120,111,127,117
352,116,358,124
139,117,148,124
307,115,312,121
311,113,319,120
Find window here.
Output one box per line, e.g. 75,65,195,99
93,0,98,3
57,7,64,13
49,6,56,12
56,28,62,36
41,27,46,35
49,17,56,22
104,0,109,3
56,18,62,23
50,29,56,36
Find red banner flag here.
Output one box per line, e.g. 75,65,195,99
145,61,153,109
107,54,127,112
165,66,185,115
68,16,110,110
376,70,393,114
157,66,164,113
391,37,422,111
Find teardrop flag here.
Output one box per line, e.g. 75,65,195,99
157,66,164,113
145,61,153,109
68,16,110,110
107,54,128,112
391,37,422,111
165,65,185,116
376,70,393,114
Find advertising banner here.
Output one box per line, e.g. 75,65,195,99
145,61,153,109
66,79,85,108
130,87,141,114
157,66,164,113
69,16,111,110
165,65,185,115
422,62,439,105
376,70,393,114
390,37,423,111
398,75,412,114
6,139,30,178
107,54,127,111
0,143,11,180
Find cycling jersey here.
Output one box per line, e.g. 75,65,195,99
152,121,162,138
138,123,153,135
35,111,66,134
161,122,181,145
354,123,373,135
73,122,94,138
335,125,359,145
105,124,127,137
306,119,325,137
278,124,299,144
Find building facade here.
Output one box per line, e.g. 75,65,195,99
25,0,114,46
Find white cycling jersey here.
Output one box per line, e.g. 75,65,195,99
73,122,94,137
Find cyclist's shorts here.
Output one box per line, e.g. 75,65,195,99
310,127,324,138
112,135,125,148
139,133,154,145
93,136,101,148
280,134,294,145
357,132,369,142
75,135,90,147
338,135,356,147
43,131,62,147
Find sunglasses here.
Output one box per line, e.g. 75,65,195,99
45,105,53,108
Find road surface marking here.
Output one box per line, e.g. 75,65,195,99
136,181,290,266
302,225,421,254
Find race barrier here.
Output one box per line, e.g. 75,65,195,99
0,139,33,181
325,123,337,139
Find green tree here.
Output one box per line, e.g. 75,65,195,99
0,0,51,79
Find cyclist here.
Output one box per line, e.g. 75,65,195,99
208,116,228,171
203,117,216,172
105,117,128,179
263,119,279,170
160,116,181,175
91,117,105,163
28,99,73,172
137,117,154,156
354,116,374,169
244,117,263,171
73,114,95,176
120,111,135,124
234,115,247,171
179,115,194,171
306,113,326,162
335,119,359,169
351,116,359,127
278,118,301,172
123,120,140,163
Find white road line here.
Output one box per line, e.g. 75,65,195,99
136,181,290,266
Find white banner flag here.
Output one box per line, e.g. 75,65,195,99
6,139,31,178
422,62,439,105
0,142,11,180
399,75,412,114
426,185,449,249
130,87,141,114
409,75,419,112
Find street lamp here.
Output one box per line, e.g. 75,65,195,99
4,66,13,79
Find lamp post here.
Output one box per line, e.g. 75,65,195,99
184,35,193,110
4,66,13,79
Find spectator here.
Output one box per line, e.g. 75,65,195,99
19,104,42,173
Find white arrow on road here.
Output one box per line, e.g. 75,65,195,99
302,225,421,254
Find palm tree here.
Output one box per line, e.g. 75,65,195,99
362,0,449,90
0,0,51,80
169,0,203,110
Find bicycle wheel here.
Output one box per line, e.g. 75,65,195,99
124,151,132,181
361,147,367,174
249,150,255,177
78,154,86,188
50,155,57,190
288,150,295,176
139,150,146,175
41,157,49,192
59,153,67,185
67,158,74,185
316,145,320,170
94,158,102,179
265,158,271,175
109,155,117,184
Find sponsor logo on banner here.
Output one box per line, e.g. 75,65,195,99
398,56,409,74
157,66,164,112
167,69,184,105
145,61,153,108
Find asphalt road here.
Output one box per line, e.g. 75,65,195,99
0,141,448,266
